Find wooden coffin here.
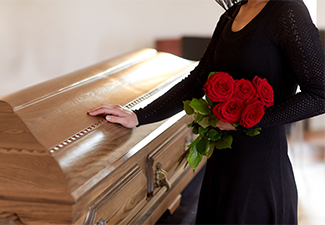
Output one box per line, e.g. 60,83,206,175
0,49,206,225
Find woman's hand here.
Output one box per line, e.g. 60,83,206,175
88,104,139,128
216,120,236,131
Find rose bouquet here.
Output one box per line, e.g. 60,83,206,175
178,71,274,170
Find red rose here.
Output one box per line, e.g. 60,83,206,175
240,100,265,128
252,76,274,108
213,97,244,124
236,78,257,104
204,72,238,102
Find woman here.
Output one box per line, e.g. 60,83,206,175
88,0,325,224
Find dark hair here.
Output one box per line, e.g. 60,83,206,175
215,0,246,11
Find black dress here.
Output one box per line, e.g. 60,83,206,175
134,0,325,224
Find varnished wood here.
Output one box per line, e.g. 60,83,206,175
168,194,182,215
130,157,207,225
83,166,147,225
0,48,205,224
0,212,24,225
148,123,191,196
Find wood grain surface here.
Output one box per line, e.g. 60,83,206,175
0,49,201,224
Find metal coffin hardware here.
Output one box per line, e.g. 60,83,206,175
155,163,171,191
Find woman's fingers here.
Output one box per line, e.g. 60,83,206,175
88,104,139,128
88,105,125,117
105,115,131,128
88,104,118,115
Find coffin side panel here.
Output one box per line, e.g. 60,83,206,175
0,153,72,203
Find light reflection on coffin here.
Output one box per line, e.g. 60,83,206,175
0,48,206,225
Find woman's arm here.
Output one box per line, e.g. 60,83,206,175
88,12,232,128
255,1,325,128
134,13,231,126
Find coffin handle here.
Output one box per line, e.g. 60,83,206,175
155,163,171,192
96,218,106,225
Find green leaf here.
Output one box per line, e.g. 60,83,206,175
208,71,218,79
244,128,262,137
187,121,194,128
208,116,219,128
199,98,208,105
215,134,233,149
232,123,239,128
198,127,209,136
207,142,215,159
205,95,214,107
176,148,190,170
197,136,210,155
207,129,221,141
188,136,201,148
183,100,194,115
187,145,203,170
192,124,199,135
189,98,211,115
198,116,210,129
195,113,205,123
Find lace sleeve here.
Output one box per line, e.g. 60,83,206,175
134,14,230,126
256,1,325,128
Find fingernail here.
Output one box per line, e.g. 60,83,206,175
106,116,111,120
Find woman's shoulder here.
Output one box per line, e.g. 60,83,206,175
270,0,310,15
268,0,317,41
223,0,309,19
253,0,312,30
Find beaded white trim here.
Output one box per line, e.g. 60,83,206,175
49,63,197,154
49,119,107,153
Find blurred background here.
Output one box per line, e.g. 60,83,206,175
0,0,324,224
0,0,224,96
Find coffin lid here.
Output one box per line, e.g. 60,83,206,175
0,49,198,203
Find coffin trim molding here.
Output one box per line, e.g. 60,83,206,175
83,165,143,225
48,61,197,154
0,147,47,155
